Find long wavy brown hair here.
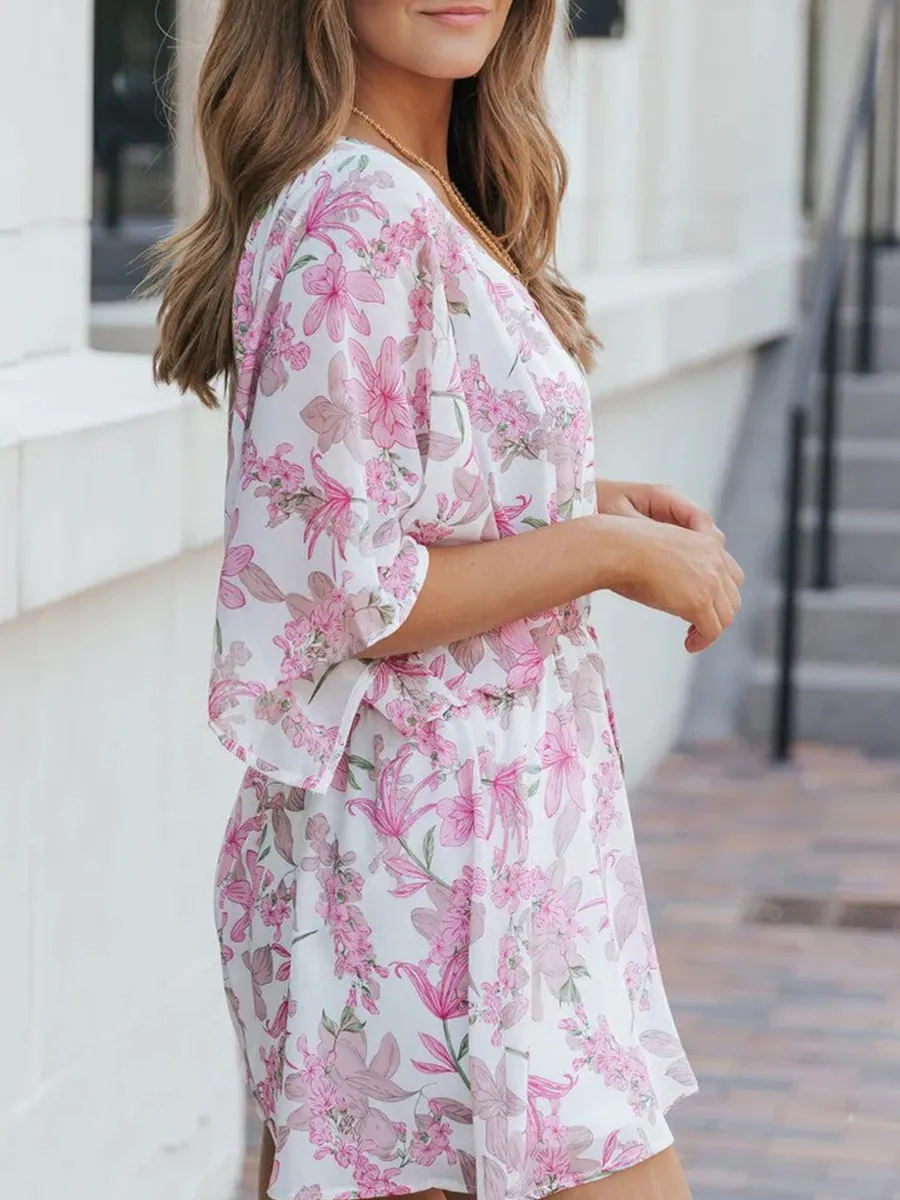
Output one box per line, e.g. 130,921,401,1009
150,0,599,409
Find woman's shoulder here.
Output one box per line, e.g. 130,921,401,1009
249,139,453,263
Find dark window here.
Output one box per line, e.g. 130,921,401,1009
92,0,176,301
569,0,626,39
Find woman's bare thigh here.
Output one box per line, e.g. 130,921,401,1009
442,1146,691,1200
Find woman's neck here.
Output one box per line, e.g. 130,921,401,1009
350,59,455,175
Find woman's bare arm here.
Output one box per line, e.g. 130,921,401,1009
362,511,744,659
363,513,626,659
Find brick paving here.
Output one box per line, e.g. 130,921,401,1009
237,741,900,1200
644,742,900,1200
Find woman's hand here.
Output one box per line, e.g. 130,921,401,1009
596,478,719,535
600,512,744,654
595,480,741,652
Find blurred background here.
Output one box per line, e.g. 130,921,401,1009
1,1,899,1198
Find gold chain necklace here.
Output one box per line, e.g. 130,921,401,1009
349,106,522,282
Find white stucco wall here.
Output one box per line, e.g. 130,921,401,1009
0,356,246,1200
0,543,245,1199
1,1,820,1197
592,354,754,781
0,0,246,1194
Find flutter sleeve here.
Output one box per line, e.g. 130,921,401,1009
210,169,461,791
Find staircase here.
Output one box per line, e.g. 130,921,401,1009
743,245,900,755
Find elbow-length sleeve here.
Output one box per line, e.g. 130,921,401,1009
209,169,462,791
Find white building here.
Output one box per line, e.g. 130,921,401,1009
0,1,884,1196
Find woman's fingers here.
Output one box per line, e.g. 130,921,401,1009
686,566,742,654
685,623,716,653
713,586,737,633
723,574,742,619
685,624,707,652
724,549,745,588
691,601,724,648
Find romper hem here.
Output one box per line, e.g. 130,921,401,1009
262,1093,691,1200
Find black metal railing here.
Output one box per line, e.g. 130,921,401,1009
773,0,900,762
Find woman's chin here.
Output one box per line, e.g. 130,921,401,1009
406,47,495,81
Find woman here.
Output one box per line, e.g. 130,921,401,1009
153,2,743,1198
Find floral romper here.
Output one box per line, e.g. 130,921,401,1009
211,139,697,1200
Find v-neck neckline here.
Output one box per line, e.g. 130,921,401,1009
334,135,524,292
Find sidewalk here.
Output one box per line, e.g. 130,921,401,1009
237,741,900,1200
645,742,900,1200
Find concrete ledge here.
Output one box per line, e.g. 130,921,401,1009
0,224,89,368
0,350,226,622
0,424,19,623
91,298,162,355
585,245,803,400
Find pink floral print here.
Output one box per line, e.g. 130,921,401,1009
213,141,696,1200
302,252,385,341
346,336,418,450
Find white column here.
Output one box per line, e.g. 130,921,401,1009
814,0,872,234
582,26,644,271
547,21,593,275
736,0,808,256
648,0,807,261
175,0,220,228
636,0,698,262
551,8,645,274
0,5,26,366
0,0,91,366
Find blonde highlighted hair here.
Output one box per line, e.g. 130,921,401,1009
150,0,599,409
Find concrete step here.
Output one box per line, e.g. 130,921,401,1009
756,586,900,667
810,372,900,439
742,658,900,755
840,306,900,372
841,243,900,311
803,437,900,510
806,244,900,309
786,509,900,587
